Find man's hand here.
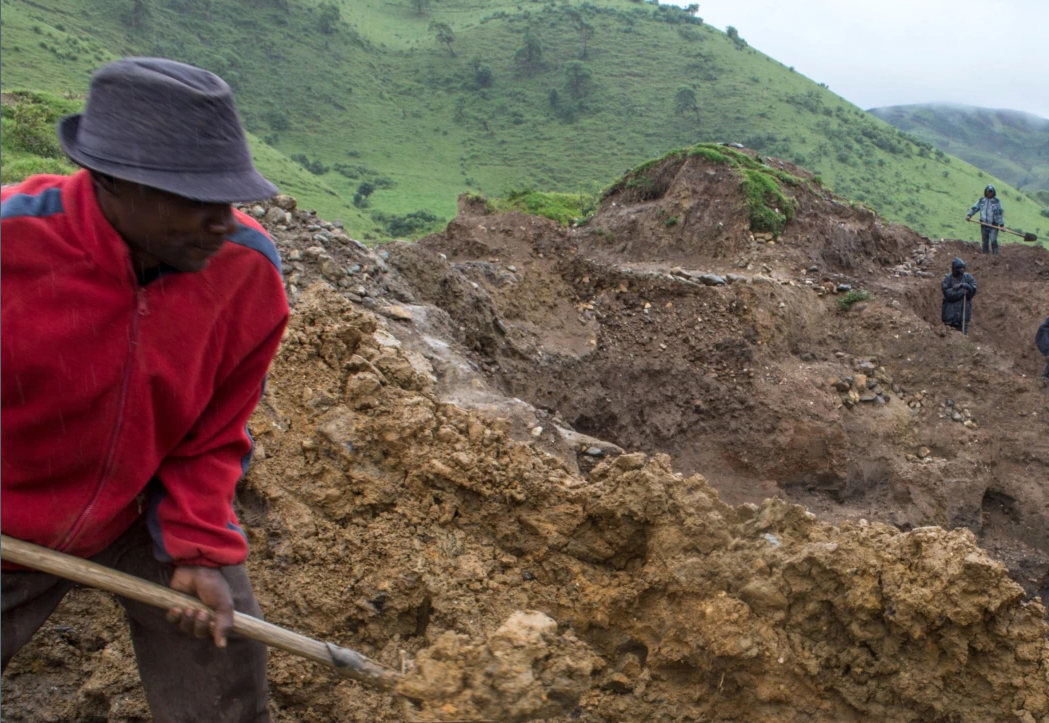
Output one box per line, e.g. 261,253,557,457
965,215,972,221
167,566,234,648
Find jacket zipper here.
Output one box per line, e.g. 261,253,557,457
54,287,149,553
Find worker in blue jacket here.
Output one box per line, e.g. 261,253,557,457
966,185,1004,255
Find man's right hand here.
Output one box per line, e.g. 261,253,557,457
167,565,235,648
965,215,972,221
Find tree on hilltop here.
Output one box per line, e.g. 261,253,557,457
514,31,544,76
726,25,747,49
429,21,456,56
674,86,700,122
413,0,431,16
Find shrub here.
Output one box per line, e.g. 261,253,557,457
290,154,329,175
371,209,441,237
265,109,290,132
6,101,64,158
837,290,872,310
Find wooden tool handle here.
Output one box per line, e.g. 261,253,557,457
0,534,401,691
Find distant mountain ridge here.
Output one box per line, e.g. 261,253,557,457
870,103,1049,197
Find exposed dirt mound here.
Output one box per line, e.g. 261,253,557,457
401,158,1049,605
4,154,1049,722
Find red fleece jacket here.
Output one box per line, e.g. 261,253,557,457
1,170,289,567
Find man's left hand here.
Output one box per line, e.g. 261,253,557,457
167,566,235,648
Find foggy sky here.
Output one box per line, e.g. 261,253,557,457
668,0,1048,119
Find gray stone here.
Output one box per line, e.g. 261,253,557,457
836,284,852,293
263,206,285,224
584,447,605,457
697,273,726,286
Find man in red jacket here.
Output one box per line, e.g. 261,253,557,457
1,58,288,722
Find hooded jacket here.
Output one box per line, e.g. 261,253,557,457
1,171,289,567
941,258,976,329
968,186,1004,226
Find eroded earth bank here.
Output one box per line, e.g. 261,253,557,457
4,150,1047,722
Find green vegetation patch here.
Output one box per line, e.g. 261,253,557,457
0,89,80,183
741,168,797,234
837,289,873,310
489,188,598,226
610,143,800,234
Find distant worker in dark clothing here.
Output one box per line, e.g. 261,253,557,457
1037,316,1049,378
966,185,1004,255
942,257,977,334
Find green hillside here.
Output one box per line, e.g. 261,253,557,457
870,104,1049,198
0,88,380,231
2,0,1046,243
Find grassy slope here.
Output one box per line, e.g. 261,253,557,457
870,104,1049,195
0,86,376,230
2,0,1046,243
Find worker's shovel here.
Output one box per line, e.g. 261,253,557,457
967,217,1038,242
0,534,401,691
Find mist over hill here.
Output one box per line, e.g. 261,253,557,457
870,103,1049,199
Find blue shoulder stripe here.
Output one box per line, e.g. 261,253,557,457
228,222,282,274
1,188,64,220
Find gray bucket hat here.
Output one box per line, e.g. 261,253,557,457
58,57,278,203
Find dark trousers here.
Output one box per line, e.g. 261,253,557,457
981,225,999,255
1,521,271,723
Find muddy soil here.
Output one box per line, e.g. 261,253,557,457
3,153,1048,722
400,153,1049,605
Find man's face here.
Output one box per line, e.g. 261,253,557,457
985,189,993,198
101,179,237,273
